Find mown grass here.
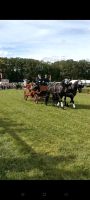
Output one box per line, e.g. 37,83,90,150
0,89,90,180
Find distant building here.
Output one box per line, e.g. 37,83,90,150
81,80,90,86
70,79,90,86
0,79,9,85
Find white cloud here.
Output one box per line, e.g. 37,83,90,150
0,20,90,61
0,49,9,57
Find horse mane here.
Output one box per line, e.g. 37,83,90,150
73,80,78,86
69,80,79,95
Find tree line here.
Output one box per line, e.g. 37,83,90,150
0,57,90,82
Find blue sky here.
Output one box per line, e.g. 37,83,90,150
0,20,90,62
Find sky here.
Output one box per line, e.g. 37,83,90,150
0,20,90,62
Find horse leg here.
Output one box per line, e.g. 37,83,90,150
64,96,69,107
72,99,75,108
69,94,75,108
65,93,75,108
59,94,64,108
34,94,38,103
52,94,56,105
45,92,50,105
61,100,64,108
63,95,67,106
56,93,60,107
52,93,60,107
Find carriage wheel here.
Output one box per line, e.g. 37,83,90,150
34,94,38,103
24,95,28,100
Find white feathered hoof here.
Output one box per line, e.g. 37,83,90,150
61,102,64,108
57,102,60,107
73,103,76,108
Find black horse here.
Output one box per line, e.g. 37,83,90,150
63,80,84,108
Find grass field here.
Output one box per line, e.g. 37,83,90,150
0,89,90,180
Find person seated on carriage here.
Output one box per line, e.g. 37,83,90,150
42,74,49,85
34,74,42,91
35,74,42,85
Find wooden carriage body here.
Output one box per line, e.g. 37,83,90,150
24,83,48,101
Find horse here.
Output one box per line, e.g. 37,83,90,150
44,82,66,108
63,80,84,108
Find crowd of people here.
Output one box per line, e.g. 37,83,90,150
0,75,72,90
0,83,22,90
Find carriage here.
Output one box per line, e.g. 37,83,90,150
24,82,48,103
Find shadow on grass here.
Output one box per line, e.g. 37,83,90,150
0,118,89,180
75,104,90,110
62,103,90,110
